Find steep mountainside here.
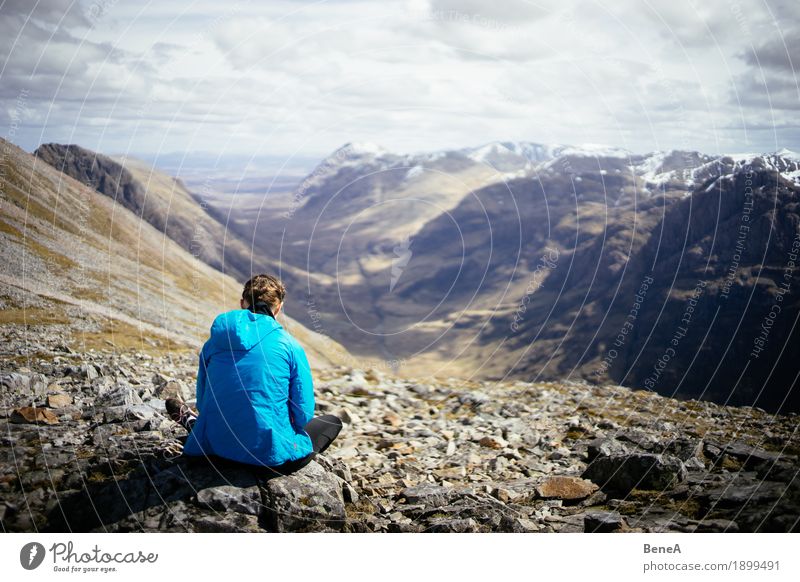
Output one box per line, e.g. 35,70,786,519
1,138,349,368
33,143,282,283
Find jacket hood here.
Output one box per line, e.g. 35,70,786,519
207,309,283,352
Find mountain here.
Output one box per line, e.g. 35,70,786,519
33,143,282,282
3,137,798,533
1,138,350,368
207,140,800,412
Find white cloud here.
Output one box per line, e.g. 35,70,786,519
0,0,798,158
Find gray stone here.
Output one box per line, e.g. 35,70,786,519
427,517,480,532
586,437,629,462
154,379,194,401
716,441,780,468
1,373,48,400
584,510,627,532
196,485,263,515
260,461,346,532
582,453,687,494
96,384,143,407
69,364,98,382
103,404,159,423
193,513,263,533
663,437,704,461
400,484,455,507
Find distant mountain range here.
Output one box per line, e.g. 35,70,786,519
32,139,800,412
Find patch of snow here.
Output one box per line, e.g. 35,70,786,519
556,143,631,159
775,148,800,161
345,141,389,157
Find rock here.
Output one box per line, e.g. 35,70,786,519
70,364,98,382
584,511,627,532
196,485,263,515
337,408,360,425
582,453,687,494
503,516,542,532
535,476,598,501
103,404,159,423
47,393,73,408
587,437,629,462
96,384,143,407
193,513,263,533
260,461,346,532
154,379,194,401
1,373,48,400
399,484,455,507
427,517,480,532
663,437,703,461
10,406,59,425
478,435,507,449
382,412,402,427
459,392,490,407
713,441,780,468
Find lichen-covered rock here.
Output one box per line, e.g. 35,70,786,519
260,461,346,532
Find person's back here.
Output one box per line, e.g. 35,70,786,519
171,274,342,471
182,308,315,465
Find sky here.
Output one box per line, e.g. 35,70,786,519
1,0,799,164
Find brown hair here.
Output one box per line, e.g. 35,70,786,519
242,274,286,313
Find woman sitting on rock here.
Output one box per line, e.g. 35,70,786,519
166,274,342,474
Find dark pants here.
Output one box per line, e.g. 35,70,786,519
180,411,343,476
305,414,344,454
267,414,343,475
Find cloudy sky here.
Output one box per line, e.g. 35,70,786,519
1,0,798,162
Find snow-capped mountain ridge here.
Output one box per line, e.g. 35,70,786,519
306,140,800,196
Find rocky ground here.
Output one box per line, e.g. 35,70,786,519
1,326,798,533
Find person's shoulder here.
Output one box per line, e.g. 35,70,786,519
273,327,306,353
210,308,247,328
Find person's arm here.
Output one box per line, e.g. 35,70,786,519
288,340,315,431
195,342,211,412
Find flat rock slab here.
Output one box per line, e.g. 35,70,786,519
47,393,73,408
536,476,598,501
10,406,59,425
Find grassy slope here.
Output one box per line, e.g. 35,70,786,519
0,138,350,367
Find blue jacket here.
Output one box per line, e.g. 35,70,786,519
182,309,315,466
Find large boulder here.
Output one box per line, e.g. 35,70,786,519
582,452,687,494
260,461,347,532
39,454,353,533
